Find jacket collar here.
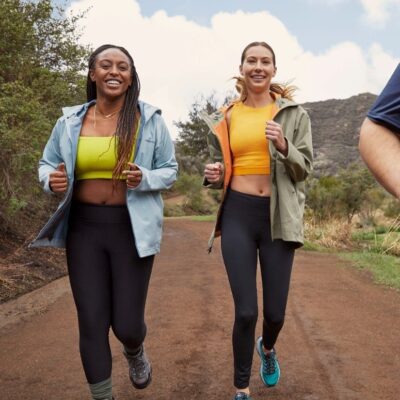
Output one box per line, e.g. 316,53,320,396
61,100,161,125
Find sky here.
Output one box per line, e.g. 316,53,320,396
64,0,400,137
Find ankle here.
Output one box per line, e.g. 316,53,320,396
89,377,112,400
124,344,142,357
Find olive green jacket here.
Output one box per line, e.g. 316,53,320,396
202,97,313,251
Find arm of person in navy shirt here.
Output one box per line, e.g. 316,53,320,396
359,118,400,199
359,65,400,200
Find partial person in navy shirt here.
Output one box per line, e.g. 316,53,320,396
359,64,400,199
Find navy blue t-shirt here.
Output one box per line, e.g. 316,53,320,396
368,64,400,135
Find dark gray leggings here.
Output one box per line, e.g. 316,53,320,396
66,202,154,384
221,189,295,389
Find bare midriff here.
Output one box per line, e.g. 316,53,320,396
73,179,127,205
230,174,272,197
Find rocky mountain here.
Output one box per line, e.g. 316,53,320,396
302,92,377,175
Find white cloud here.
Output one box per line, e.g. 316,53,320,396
360,0,400,26
69,0,399,138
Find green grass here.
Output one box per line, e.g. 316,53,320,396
340,251,400,290
351,229,400,255
302,240,324,251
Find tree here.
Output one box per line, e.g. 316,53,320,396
306,175,344,220
0,0,90,228
337,163,377,223
175,92,235,164
175,94,220,160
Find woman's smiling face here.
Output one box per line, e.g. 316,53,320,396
240,45,276,94
89,48,133,99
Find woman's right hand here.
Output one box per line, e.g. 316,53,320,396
204,162,224,184
49,163,68,193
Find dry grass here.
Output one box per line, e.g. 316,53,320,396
380,215,400,256
305,214,400,257
304,217,353,249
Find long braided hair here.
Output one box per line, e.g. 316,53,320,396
234,41,296,101
86,44,141,181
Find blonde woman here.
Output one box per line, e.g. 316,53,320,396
203,41,313,400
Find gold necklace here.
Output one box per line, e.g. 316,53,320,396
93,104,121,129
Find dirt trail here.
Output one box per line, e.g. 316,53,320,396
0,220,399,400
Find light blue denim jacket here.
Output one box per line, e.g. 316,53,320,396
30,100,178,257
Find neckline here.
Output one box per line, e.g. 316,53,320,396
239,101,274,110
79,135,115,138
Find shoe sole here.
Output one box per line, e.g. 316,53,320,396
256,337,280,387
130,365,152,389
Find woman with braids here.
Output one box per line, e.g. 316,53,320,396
203,42,313,400
31,44,177,400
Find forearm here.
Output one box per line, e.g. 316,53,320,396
359,118,400,199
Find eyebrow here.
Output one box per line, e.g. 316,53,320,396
98,59,130,65
246,56,272,60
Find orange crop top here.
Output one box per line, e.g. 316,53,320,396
230,102,275,175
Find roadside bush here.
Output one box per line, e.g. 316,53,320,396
306,164,383,223
384,198,400,218
172,172,212,215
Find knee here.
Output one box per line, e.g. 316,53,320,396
264,312,285,330
235,308,258,329
112,322,146,349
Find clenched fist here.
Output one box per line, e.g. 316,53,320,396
204,162,224,184
49,163,68,193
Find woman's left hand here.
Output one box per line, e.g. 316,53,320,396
123,162,142,188
266,121,288,157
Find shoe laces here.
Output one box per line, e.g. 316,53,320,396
127,348,147,376
235,393,249,400
263,350,276,375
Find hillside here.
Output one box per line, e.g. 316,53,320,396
303,92,377,175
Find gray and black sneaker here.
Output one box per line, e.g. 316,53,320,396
123,345,152,389
234,392,254,400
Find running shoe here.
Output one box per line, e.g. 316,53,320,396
234,392,253,400
123,345,152,389
256,336,280,387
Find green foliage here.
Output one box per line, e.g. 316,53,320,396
337,163,377,222
306,175,343,220
0,0,90,228
174,172,211,214
175,92,235,164
306,163,383,223
175,150,206,175
341,251,400,290
0,0,88,83
175,94,220,160
384,197,400,218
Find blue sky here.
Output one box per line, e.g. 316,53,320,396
65,0,400,135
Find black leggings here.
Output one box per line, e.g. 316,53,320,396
221,189,295,389
66,202,154,384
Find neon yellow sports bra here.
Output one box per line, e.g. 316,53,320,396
75,128,138,180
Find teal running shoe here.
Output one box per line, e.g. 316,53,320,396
234,392,254,400
256,336,280,387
